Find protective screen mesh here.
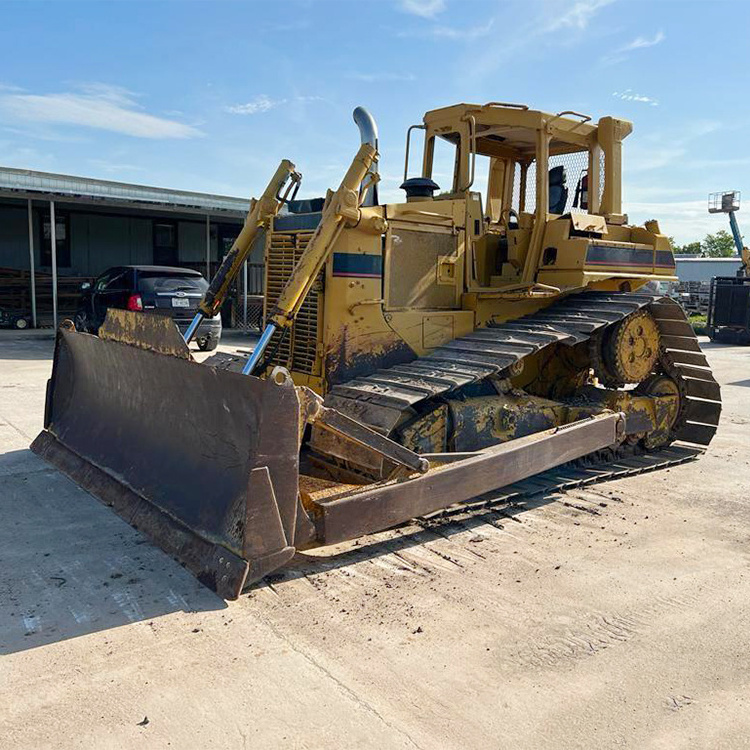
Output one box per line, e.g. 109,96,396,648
511,150,605,214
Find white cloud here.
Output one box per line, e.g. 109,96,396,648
544,0,615,32
623,120,734,242
348,72,416,83
620,30,665,52
398,19,494,40
628,145,686,172
602,29,665,64
0,139,56,170
625,199,717,244
88,158,147,174
224,95,282,115
399,0,445,18
613,89,659,106
0,83,201,139
471,1,613,78
225,94,324,115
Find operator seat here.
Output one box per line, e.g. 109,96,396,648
548,165,568,214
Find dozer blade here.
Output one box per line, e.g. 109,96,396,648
31,311,302,599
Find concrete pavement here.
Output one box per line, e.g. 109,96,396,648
1,332,749,749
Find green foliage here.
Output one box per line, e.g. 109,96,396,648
671,230,736,257
701,229,736,257
681,241,702,255
689,313,707,335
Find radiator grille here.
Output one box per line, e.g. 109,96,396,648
265,230,321,376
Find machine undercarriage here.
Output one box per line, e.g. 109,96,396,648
307,291,718,484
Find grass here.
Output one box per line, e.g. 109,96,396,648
689,313,708,335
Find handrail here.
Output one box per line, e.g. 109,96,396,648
461,114,477,191
552,110,592,124
485,101,529,110
403,124,426,181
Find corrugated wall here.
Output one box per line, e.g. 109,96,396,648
72,214,154,275
0,206,39,270
675,258,742,283
0,204,236,277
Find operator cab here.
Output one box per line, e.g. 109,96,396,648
402,102,633,289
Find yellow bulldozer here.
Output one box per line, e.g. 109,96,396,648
32,102,721,598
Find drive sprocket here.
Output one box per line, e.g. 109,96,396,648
599,310,660,385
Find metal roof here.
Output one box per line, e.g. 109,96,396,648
674,255,742,261
0,165,250,216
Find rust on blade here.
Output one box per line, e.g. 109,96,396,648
99,308,192,359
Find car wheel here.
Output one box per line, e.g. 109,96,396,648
74,310,90,333
197,335,219,352
14,317,29,330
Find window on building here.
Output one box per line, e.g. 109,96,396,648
40,212,71,268
153,221,178,265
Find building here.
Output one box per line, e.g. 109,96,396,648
674,255,742,283
0,166,264,328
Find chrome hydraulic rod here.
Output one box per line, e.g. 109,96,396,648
238,143,377,378
183,312,205,344
241,323,277,375
184,160,300,347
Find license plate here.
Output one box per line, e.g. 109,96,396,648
171,298,190,308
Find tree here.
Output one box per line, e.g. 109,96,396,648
669,236,702,255
701,229,736,258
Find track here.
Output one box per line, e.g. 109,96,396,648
322,292,721,485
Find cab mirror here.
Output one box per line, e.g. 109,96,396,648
80,281,92,291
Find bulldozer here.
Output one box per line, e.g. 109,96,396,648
32,102,722,599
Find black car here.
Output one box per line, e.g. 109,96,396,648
74,265,222,351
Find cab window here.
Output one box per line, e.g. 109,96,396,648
428,134,460,194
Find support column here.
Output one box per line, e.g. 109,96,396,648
587,144,601,215
49,200,58,330
519,162,528,212
522,127,550,282
27,199,37,328
598,117,632,217
205,215,211,281
243,260,248,330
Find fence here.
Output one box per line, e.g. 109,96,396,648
232,262,265,332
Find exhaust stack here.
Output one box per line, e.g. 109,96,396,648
353,106,379,207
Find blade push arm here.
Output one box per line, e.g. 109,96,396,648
242,142,379,375
183,159,301,343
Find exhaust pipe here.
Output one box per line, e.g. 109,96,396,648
353,106,379,207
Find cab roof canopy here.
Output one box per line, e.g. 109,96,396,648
422,102,631,161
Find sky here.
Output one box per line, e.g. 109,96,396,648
1,0,748,243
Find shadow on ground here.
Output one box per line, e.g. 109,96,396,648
0,338,55,361
1,440,571,654
255,488,572,590
0,449,225,655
